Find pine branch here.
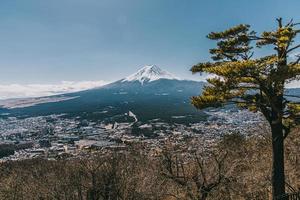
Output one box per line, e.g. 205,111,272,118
287,44,300,53
290,55,300,66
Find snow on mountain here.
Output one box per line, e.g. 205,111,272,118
122,65,179,84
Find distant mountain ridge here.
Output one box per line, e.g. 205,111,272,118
0,65,207,123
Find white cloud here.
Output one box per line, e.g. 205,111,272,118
286,80,300,88
0,80,108,100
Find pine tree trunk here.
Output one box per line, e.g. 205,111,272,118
271,122,285,199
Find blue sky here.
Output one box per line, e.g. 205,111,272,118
0,0,299,85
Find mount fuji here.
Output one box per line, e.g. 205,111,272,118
122,65,179,84
0,65,206,123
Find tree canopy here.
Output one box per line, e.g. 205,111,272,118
191,18,300,197
191,18,300,136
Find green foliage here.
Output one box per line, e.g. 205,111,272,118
207,24,254,61
191,18,300,133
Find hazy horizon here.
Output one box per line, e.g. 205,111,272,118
0,64,192,99
0,63,299,100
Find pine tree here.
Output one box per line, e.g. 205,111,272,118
191,18,300,198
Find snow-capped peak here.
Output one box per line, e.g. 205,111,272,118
122,65,179,84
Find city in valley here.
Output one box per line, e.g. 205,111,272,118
0,109,266,161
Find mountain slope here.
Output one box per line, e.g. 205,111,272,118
0,66,206,123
